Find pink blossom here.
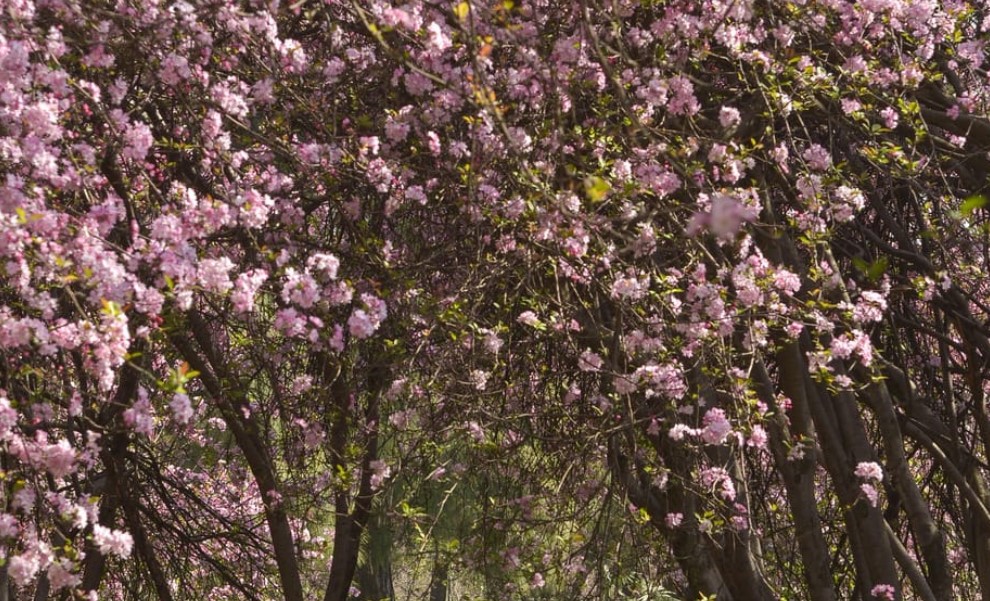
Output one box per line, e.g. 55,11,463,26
771,144,789,166
123,390,155,437
709,192,758,240
880,107,899,129
282,268,320,309
466,421,485,442
425,22,452,52
231,269,269,313
47,559,81,591
470,369,489,391
328,324,345,352
852,290,887,323
43,439,75,478
121,122,153,162
634,363,687,399
578,349,604,372
840,98,862,114
747,425,769,449
7,553,41,585
348,310,376,339
92,524,133,558
197,257,235,294
861,483,880,507
613,375,637,395
159,53,191,86
773,269,802,295
855,461,884,482
170,393,194,425
517,310,541,327
275,308,307,338
369,460,391,490
668,424,697,441
802,144,832,171
348,293,387,339
871,584,895,600
719,106,741,128
699,466,736,500
612,274,648,300
701,408,733,445
0,513,19,538
306,253,340,280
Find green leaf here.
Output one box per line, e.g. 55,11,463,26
961,195,987,217
583,175,611,203
853,257,888,282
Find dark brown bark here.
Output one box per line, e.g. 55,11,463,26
862,379,952,600
170,318,304,601
77,340,146,598
753,358,836,601
323,356,387,601
608,437,728,599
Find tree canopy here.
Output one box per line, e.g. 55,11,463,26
2,0,990,599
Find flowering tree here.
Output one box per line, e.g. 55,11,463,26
3,0,990,599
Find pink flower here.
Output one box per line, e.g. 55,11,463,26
668,424,697,441
517,310,541,327
880,107,899,129
0,513,19,538
231,269,269,313
47,559,81,591
699,466,736,500
871,584,895,600
369,460,391,490
121,122,154,161
709,192,757,241
701,408,732,445
841,98,862,114
855,461,884,482
43,440,76,478
92,524,133,558
328,324,345,352
197,257,235,294
773,269,802,295
719,106,741,128
123,390,155,437
348,310,376,339
7,553,40,585
426,22,452,52
348,294,388,339
578,350,604,372
853,291,887,323
281,268,320,308
747,425,769,449
612,274,648,300
306,253,340,280
859,484,880,507
802,144,832,171
170,393,194,425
